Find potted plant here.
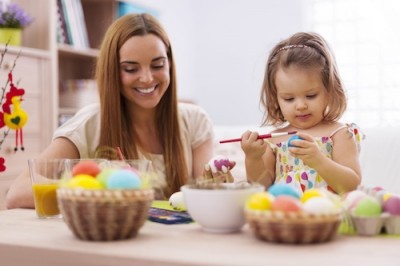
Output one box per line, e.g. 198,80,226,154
0,1,33,46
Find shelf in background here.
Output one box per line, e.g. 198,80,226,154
58,43,99,58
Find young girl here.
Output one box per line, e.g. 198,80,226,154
241,32,362,195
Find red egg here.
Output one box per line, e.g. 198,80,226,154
72,160,101,177
271,195,302,212
383,196,400,215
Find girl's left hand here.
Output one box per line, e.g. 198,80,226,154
288,132,325,169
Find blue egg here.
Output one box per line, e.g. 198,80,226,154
107,169,141,189
288,135,303,148
268,183,301,199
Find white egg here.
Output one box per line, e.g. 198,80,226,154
169,191,187,211
303,197,339,215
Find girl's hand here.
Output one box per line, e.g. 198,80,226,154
240,130,268,159
288,132,325,169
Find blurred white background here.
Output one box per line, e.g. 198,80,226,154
132,0,400,128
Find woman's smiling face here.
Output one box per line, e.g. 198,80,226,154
119,34,170,111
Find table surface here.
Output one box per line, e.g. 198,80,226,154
0,209,399,265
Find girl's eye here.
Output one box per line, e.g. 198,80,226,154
284,98,294,102
306,94,317,99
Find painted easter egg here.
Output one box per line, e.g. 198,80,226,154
301,188,324,203
288,135,303,148
72,160,101,177
107,169,141,189
169,191,187,211
246,192,274,211
268,183,301,199
271,195,302,212
96,168,115,188
353,195,382,217
383,195,400,215
67,174,103,189
343,190,367,211
303,196,339,215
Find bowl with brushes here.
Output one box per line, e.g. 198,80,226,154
57,159,154,241
182,180,264,234
181,155,263,233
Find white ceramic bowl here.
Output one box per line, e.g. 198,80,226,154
181,183,264,233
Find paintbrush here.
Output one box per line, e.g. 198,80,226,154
219,131,297,144
116,146,125,160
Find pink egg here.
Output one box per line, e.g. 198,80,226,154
72,160,101,177
372,186,385,192
271,196,302,212
344,190,367,211
383,196,400,215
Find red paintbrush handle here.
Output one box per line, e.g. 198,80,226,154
219,131,297,144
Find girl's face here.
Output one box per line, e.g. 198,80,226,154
275,65,328,129
119,34,170,111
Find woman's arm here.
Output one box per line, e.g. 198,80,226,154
5,137,80,209
192,138,214,179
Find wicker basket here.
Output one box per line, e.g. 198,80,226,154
57,188,154,241
245,209,341,244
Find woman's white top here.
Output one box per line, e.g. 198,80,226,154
53,102,214,193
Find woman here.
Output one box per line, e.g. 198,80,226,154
6,13,214,208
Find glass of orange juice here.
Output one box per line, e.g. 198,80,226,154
29,159,69,219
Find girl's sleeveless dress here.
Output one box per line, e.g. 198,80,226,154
267,123,364,195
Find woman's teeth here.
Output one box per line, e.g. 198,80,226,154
136,86,156,94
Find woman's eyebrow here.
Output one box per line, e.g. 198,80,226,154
120,56,166,65
120,60,138,64
152,56,167,62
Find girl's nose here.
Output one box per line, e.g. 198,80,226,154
139,69,153,83
296,100,307,110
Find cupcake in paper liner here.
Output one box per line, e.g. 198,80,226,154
352,216,385,236
384,216,400,235
351,195,383,236
382,195,400,235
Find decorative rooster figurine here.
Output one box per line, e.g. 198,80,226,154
1,72,28,151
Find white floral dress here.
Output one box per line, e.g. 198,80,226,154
267,123,364,195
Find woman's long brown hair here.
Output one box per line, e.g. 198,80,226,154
95,13,188,198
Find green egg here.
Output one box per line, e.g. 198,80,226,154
353,196,382,217
96,168,116,188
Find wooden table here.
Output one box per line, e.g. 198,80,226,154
0,209,399,265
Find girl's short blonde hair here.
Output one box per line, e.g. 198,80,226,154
260,32,347,126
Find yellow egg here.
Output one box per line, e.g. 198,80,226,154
301,188,323,203
383,192,393,202
67,174,103,189
246,192,274,211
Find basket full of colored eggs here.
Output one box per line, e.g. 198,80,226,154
341,186,400,236
57,159,154,241
245,184,342,244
